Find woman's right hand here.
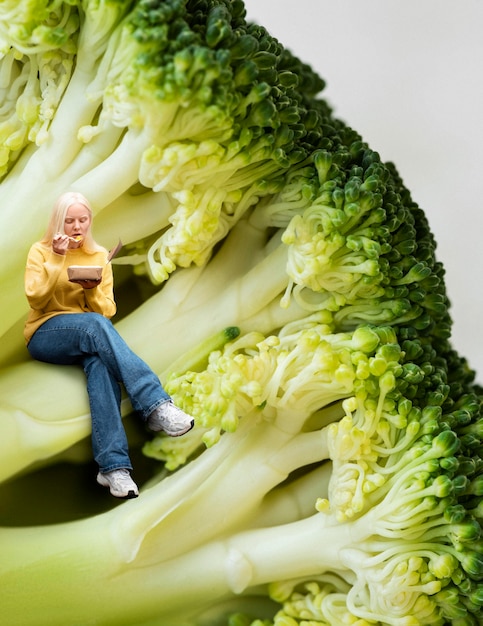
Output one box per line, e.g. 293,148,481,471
52,233,70,255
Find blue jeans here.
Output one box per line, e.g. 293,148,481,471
27,313,170,473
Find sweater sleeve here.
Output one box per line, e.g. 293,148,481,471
24,243,65,310
83,260,117,319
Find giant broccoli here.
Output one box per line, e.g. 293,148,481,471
0,1,481,625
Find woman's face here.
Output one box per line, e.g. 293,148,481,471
64,203,91,247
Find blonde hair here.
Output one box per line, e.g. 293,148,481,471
40,191,104,253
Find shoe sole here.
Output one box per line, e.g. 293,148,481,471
122,490,138,499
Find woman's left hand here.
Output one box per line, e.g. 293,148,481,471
77,279,102,289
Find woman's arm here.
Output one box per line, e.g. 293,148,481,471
24,243,65,311
83,260,117,318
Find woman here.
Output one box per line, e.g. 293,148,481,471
24,191,194,499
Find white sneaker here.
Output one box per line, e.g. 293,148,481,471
147,400,194,436
97,468,139,499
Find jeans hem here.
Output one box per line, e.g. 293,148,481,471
143,396,171,421
98,464,133,474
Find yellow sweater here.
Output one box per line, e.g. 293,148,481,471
24,242,117,343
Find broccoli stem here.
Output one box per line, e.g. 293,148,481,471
0,490,348,626
138,423,329,563
0,412,337,626
246,461,333,528
93,188,176,245
113,221,291,368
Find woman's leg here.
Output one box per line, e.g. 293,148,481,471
28,312,169,418
28,313,193,493
28,316,139,496
83,355,138,497
82,354,131,473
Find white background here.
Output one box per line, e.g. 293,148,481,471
243,0,483,384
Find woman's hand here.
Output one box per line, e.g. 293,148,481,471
52,233,70,255
76,279,102,290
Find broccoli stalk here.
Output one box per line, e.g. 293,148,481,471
0,322,481,626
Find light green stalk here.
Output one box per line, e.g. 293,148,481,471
0,407,462,626
0,393,338,626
